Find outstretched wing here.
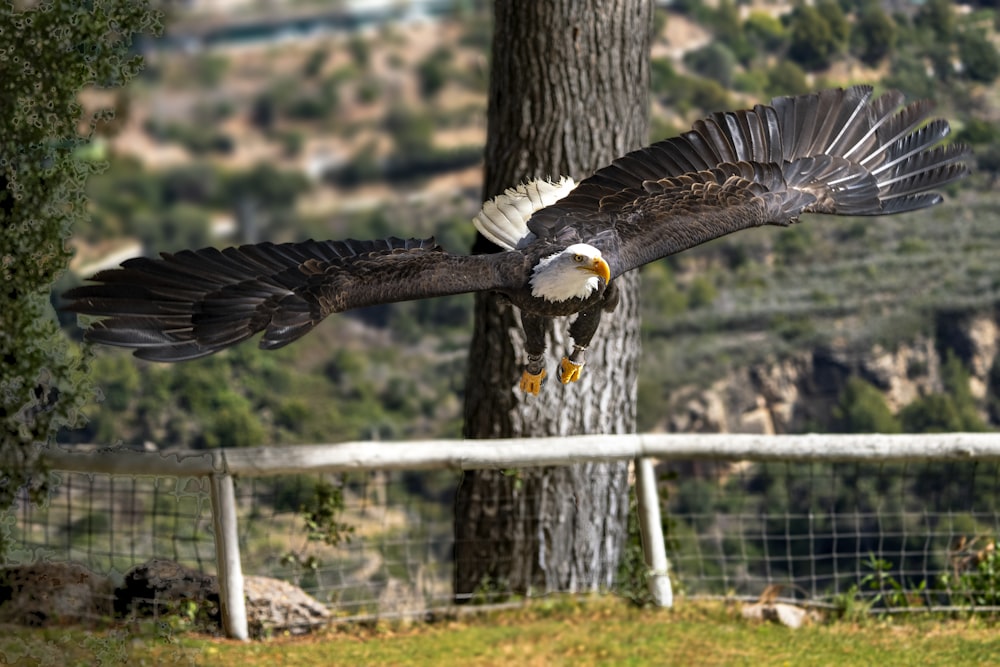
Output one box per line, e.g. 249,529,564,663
64,237,517,361
527,86,971,276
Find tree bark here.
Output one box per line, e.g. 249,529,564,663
455,0,651,599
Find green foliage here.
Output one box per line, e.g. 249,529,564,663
773,225,813,264
949,542,1000,607
743,11,787,55
851,7,898,66
956,119,1000,145
897,354,987,435
650,58,677,97
144,118,234,155
897,236,930,255
707,0,752,63
986,356,1000,423
651,56,730,114
940,352,988,431
13,598,1000,663
764,61,809,97
302,478,355,548
816,0,849,49
787,5,840,71
302,46,330,79
640,262,688,319
347,34,371,68
418,46,454,98
0,1,159,509
883,50,937,100
687,275,717,310
383,105,435,157
833,377,901,433
915,0,957,44
900,394,965,433
683,43,737,89
959,30,1000,83
859,554,915,609
975,143,1000,179
224,164,311,211
191,53,229,88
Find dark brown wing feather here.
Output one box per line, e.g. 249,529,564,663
64,237,515,361
528,86,971,277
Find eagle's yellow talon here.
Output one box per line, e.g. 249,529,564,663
559,357,584,384
520,368,546,394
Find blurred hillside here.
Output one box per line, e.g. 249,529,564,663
60,0,1000,448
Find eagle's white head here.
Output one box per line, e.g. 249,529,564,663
529,243,611,302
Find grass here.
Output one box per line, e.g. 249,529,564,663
5,597,1000,666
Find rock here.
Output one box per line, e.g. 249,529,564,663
116,560,330,637
0,562,114,627
664,313,1000,436
858,339,939,411
243,575,330,637
115,558,219,621
738,396,775,435
741,601,811,629
965,315,998,397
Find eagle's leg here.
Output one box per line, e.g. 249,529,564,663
559,345,587,384
520,353,547,394
559,295,611,384
519,313,548,394
559,304,603,384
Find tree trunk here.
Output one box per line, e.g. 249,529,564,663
455,0,651,600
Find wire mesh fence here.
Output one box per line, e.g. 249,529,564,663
5,451,1000,623
662,460,1000,611
8,473,217,577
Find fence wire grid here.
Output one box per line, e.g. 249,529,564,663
5,458,1000,621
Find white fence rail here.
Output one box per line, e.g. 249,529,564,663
44,433,1000,478
31,433,1000,640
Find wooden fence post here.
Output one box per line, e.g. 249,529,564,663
209,472,249,640
634,457,672,607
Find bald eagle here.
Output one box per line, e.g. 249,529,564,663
65,87,970,394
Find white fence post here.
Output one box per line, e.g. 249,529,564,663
209,472,249,640
634,457,672,608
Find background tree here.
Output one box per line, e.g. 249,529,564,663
788,5,838,70
744,11,788,56
787,4,839,71
851,6,897,67
833,377,901,433
684,43,738,89
765,60,810,97
455,0,651,599
959,30,1000,84
0,1,158,511
816,0,849,50
914,0,957,45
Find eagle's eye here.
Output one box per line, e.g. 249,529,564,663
573,254,584,263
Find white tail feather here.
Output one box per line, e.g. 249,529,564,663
473,177,577,250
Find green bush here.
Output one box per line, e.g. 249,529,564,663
787,5,839,71
959,30,1000,83
851,7,898,66
833,377,901,434
744,11,787,55
683,43,737,89
765,61,810,97
899,353,987,434
1,1,158,509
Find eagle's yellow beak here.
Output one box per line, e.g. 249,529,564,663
579,257,611,284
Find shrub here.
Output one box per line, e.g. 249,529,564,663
1,0,158,509
833,377,901,434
